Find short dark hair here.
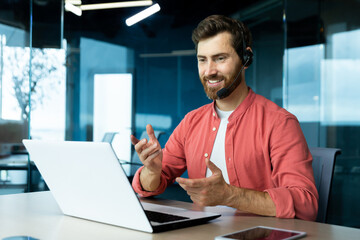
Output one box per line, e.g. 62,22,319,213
192,15,252,62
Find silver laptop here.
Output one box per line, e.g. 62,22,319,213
23,139,220,233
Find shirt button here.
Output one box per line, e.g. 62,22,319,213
213,112,216,117
212,127,216,131
228,158,231,162
204,153,208,157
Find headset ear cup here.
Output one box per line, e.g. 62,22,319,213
244,50,253,66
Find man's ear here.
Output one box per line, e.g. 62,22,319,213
244,47,253,67
243,47,253,69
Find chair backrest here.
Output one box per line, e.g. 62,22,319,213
130,130,165,176
310,147,341,223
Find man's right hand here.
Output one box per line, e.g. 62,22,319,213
130,124,162,191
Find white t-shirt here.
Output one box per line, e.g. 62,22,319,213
205,106,233,184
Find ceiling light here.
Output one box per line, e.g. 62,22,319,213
81,1,153,11
65,2,82,16
66,0,82,5
125,3,160,26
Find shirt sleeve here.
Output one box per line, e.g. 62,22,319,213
264,116,319,221
131,166,168,197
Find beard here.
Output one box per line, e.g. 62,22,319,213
200,71,240,100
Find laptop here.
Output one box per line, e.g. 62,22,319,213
23,139,220,233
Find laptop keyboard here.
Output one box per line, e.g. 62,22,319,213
144,210,190,223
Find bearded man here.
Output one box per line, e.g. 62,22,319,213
131,15,318,221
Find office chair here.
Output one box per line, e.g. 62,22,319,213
310,147,341,223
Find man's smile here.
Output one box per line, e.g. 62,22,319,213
206,78,224,87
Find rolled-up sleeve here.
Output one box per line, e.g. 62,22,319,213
265,116,319,221
131,166,168,197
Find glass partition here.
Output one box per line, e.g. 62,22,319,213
241,0,285,104
0,1,32,194
30,0,65,141
0,0,66,193
0,6,30,146
284,0,360,227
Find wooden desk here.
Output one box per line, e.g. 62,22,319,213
0,191,359,240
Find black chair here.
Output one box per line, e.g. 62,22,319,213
310,147,341,223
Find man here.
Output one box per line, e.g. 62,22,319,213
131,15,318,221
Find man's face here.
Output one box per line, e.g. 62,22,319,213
197,32,242,100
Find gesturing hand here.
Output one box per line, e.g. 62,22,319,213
176,158,231,206
130,124,163,175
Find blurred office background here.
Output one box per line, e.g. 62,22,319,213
0,0,359,228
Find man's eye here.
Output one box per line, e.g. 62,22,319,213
216,56,226,62
198,58,206,63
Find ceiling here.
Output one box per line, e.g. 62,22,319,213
1,0,260,33
63,0,259,36
0,1,339,58
1,0,285,48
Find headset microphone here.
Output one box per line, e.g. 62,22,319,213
216,63,246,99
216,56,250,99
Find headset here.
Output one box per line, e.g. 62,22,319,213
236,20,253,67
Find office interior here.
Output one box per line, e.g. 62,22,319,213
0,0,359,229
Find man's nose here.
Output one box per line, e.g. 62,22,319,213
204,61,217,76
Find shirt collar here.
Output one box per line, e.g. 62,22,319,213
215,105,233,119
211,87,256,121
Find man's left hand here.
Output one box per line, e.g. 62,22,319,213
176,158,230,206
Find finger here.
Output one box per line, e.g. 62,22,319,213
180,184,202,194
143,150,162,169
176,177,205,188
147,149,161,161
140,143,159,161
176,177,188,185
146,124,157,142
205,158,221,175
130,135,140,145
134,138,147,153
